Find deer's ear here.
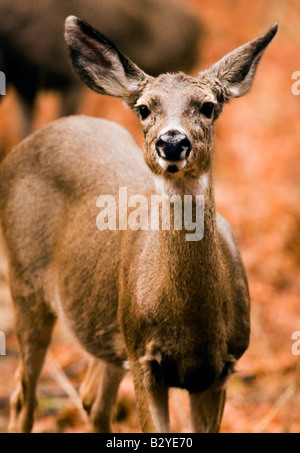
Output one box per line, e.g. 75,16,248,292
65,16,150,105
201,24,278,103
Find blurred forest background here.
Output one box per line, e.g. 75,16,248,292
0,0,299,433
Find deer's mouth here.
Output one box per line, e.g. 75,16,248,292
158,156,188,174
167,165,180,174
155,129,191,174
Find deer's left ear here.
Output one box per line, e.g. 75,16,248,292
201,23,279,103
65,16,151,106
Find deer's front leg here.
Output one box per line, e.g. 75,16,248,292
130,360,169,433
189,385,226,433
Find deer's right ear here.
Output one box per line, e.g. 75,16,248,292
201,23,278,103
65,16,150,105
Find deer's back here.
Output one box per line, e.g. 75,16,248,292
0,114,152,245
0,116,153,364
0,115,151,202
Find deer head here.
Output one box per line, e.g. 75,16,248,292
65,17,278,185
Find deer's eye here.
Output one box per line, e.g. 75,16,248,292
138,105,151,120
200,102,215,119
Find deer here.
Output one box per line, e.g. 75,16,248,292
0,16,278,433
0,0,201,138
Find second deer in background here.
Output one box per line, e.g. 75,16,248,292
0,0,201,137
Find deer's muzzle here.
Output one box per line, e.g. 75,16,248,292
155,130,191,162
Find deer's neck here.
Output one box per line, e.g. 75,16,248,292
154,171,217,238
153,171,219,289
154,172,211,199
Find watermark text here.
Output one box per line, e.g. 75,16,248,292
0,331,6,356
291,331,300,356
0,71,5,95
96,188,204,242
291,71,300,95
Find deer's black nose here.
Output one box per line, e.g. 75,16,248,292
155,130,191,161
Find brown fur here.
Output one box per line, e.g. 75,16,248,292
0,17,278,433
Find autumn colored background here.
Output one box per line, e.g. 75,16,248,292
0,0,299,433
